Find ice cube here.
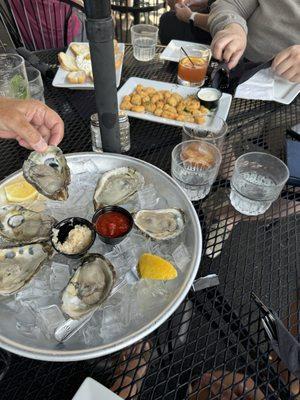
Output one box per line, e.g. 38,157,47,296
101,303,123,341
138,184,159,209
50,262,70,291
37,305,66,338
15,302,37,337
82,325,103,346
172,243,190,271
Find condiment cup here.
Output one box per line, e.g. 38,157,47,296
92,205,133,245
51,217,96,259
197,87,222,110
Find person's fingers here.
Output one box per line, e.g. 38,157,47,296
36,124,51,144
222,40,240,63
279,66,297,81
211,34,233,61
17,138,32,149
289,73,300,83
272,49,290,70
228,49,244,69
27,103,64,146
12,113,47,152
273,57,294,76
0,130,17,139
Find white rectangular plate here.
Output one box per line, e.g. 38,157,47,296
274,76,300,105
160,40,210,63
72,378,122,400
117,77,232,129
52,42,125,89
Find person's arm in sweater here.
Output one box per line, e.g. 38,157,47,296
208,0,258,68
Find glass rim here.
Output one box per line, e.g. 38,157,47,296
0,54,25,71
182,116,228,140
234,151,290,187
131,24,159,33
171,139,222,171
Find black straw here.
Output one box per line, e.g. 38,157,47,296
181,47,195,67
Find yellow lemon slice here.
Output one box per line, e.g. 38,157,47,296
4,179,38,202
138,253,178,281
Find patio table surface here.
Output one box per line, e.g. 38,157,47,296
0,44,299,399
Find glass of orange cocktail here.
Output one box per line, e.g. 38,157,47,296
177,47,210,87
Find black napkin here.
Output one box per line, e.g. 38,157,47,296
270,315,300,380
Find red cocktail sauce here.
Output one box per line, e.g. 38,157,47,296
95,211,130,238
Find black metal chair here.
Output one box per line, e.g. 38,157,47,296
0,0,85,51
111,0,167,42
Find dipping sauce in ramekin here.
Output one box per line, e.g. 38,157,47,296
92,206,133,245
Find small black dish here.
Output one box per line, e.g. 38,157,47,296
51,217,96,259
92,205,133,246
197,87,222,110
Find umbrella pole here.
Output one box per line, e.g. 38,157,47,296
84,0,121,152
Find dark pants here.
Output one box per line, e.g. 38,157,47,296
159,11,212,46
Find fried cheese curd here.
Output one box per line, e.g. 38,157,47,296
120,85,208,124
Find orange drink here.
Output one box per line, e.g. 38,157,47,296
177,48,210,87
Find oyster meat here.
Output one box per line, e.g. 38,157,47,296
0,243,52,296
23,146,70,201
134,208,185,241
62,253,116,319
0,205,56,248
94,167,144,210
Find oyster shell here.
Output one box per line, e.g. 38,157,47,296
0,243,52,296
134,208,185,241
93,167,144,210
62,253,116,319
23,146,70,201
0,205,56,248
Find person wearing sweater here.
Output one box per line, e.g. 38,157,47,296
208,0,300,82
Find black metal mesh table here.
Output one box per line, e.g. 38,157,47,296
0,45,299,399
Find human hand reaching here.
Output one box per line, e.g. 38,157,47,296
0,98,64,152
272,45,300,83
175,3,192,23
211,23,247,69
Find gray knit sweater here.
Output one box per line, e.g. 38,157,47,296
208,0,300,62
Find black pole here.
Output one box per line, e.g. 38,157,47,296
85,0,121,153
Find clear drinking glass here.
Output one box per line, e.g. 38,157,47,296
230,152,289,216
0,54,29,99
131,24,158,62
171,140,222,201
177,47,211,87
26,67,45,102
182,116,228,151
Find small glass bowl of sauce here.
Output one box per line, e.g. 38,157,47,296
92,206,133,245
197,87,222,110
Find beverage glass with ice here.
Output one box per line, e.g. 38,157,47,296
131,24,158,62
182,116,228,151
230,152,289,216
26,67,45,102
171,140,222,201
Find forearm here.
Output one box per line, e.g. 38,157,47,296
194,13,210,32
208,0,258,37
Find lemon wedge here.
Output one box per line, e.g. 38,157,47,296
138,253,178,281
4,179,38,202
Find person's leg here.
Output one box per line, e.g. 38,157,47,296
159,11,211,46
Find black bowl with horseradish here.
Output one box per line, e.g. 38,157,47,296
197,87,222,110
51,217,96,258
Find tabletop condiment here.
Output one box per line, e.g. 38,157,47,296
95,211,131,238
90,113,103,153
119,111,131,152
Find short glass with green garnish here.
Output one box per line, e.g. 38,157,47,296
0,54,30,99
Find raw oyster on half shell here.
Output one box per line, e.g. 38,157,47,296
23,146,70,201
93,167,144,210
134,208,185,241
62,253,116,319
0,205,56,248
0,243,52,296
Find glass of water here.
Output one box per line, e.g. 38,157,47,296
26,67,45,102
230,152,289,216
131,24,158,62
0,54,29,99
182,116,228,151
171,140,222,201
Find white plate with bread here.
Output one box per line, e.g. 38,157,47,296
53,41,125,89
